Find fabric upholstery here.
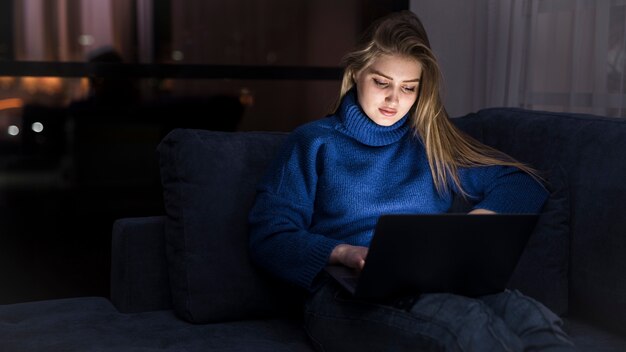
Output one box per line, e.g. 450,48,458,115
456,108,626,335
111,216,171,313
0,297,314,351
453,113,570,316
158,129,300,324
2,297,626,352
448,164,569,316
507,166,569,315
564,318,626,352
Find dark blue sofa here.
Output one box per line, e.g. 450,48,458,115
2,108,626,351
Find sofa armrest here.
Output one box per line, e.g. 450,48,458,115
111,216,172,313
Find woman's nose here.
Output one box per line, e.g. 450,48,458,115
385,90,399,105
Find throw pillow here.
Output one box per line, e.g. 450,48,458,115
158,129,300,323
449,166,570,316
507,166,570,316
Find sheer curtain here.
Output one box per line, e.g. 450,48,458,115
478,0,626,117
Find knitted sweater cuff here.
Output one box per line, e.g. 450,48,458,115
299,237,345,291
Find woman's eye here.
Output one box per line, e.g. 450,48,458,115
373,79,388,87
402,86,416,92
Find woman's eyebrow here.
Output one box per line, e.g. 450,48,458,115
370,69,421,83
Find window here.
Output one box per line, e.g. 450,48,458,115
0,0,409,304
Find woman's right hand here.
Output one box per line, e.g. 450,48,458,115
329,244,369,271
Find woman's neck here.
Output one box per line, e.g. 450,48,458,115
336,90,410,147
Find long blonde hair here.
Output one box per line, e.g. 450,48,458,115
333,10,540,196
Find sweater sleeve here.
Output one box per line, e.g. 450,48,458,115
248,130,343,290
459,165,548,214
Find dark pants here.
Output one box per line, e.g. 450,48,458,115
304,279,575,351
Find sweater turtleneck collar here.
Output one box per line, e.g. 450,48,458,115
335,89,410,147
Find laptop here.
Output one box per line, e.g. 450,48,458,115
325,214,538,300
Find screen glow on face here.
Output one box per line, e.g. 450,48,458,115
355,54,422,126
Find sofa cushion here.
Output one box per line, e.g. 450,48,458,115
0,297,314,351
448,166,570,315
453,114,570,316
158,129,299,324
111,216,172,313
507,166,569,315
564,317,626,352
456,107,626,334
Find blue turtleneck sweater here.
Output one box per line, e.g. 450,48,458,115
248,92,548,290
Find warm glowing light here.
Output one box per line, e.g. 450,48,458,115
32,122,44,133
80,77,90,95
239,88,254,107
21,77,38,94
78,34,94,46
8,125,19,136
19,77,64,95
172,50,184,61
0,76,16,89
0,98,24,111
40,77,63,95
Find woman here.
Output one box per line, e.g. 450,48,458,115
249,10,575,351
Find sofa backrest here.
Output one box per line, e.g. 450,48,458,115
454,107,626,334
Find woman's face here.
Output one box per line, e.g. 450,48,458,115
354,54,422,126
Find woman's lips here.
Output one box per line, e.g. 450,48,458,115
379,107,397,117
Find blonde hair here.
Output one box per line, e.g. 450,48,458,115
333,11,540,196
